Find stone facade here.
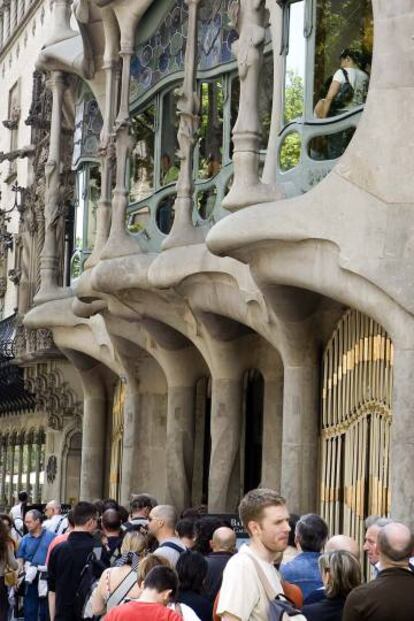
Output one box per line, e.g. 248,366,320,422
1,0,412,548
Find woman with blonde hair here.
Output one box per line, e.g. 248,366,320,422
302,549,361,621
91,529,146,615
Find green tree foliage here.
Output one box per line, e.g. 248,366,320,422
280,70,304,172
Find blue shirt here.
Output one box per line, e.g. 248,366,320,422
280,551,323,600
17,529,56,566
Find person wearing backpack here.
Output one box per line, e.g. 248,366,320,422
17,509,56,621
148,506,186,567
216,489,306,621
47,501,104,621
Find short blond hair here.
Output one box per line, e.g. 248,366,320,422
120,530,146,556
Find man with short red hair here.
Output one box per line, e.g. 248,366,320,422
217,488,292,621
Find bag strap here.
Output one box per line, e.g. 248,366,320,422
244,547,278,602
107,570,137,610
30,530,46,566
341,68,351,85
159,542,185,554
54,516,66,534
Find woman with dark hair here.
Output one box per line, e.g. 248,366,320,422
193,517,225,556
302,550,361,621
176,551,213,621
0,519,18,621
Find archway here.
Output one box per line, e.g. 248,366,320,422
320,309,393,548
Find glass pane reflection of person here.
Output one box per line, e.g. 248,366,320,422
161,153,179,186
315,49,369,119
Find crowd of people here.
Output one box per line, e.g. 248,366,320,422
0,488,413,621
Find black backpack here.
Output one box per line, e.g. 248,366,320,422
332,68,354,111
73,546,105,620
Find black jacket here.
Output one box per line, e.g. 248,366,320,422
302,596,346,621
204,551,233,602
48,531,103,621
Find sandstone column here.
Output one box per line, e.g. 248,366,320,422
33,434,42,503
281,362,319,514
261,372,284,490
16,434,24,494
209,377,243,512
79,368,107,500
34,71,66,303
165,384,196,512
7,438,15,506
27,435,33,499
0,438,6,503
389,345,414,531
120,378,140,506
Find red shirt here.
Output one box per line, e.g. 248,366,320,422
105,601,182,621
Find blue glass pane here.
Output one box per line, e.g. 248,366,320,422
131,0,239,103
131,0,189,102
198,0,238,70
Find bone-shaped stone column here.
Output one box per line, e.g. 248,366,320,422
34,71,68,304
223,0,279,210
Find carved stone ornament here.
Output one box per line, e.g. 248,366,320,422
46,455,58,483
48,412,63,431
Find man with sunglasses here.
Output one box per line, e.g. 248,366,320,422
148,505,186,567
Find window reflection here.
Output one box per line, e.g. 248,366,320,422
229,77,240,159
128,206,151,234
197,186,217,220
308,127,356,161
161,89,180,185
131,106,155,202
71,164,100,280
156,193,176,234
198,80,224,178
279,132,301,172
314,0,373,117
284,1,305,125
259,53,273,149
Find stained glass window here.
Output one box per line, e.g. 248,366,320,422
131,0,189,103
131,0,239,105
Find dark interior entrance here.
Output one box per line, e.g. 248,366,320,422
243,369,264,493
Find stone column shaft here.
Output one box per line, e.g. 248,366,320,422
0,442,6,503
8,442,15,506
389,347,414,531
27,441,33,496
120,382,140,506
17,441,24,493
34,442,42,502
165,385,196,512
281,364,319,514
80,374,106,500
35,71,66,303
261,374,283,490
209,378,243,512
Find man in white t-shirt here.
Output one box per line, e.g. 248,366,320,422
10,490,28,537
216,488,291,621
43,500,68,535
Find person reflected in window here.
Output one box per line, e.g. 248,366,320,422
161,153,179,186
315,49,369,119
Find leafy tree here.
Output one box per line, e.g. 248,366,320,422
280,70,304,171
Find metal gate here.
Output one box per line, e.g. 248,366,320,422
320,310,393,548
